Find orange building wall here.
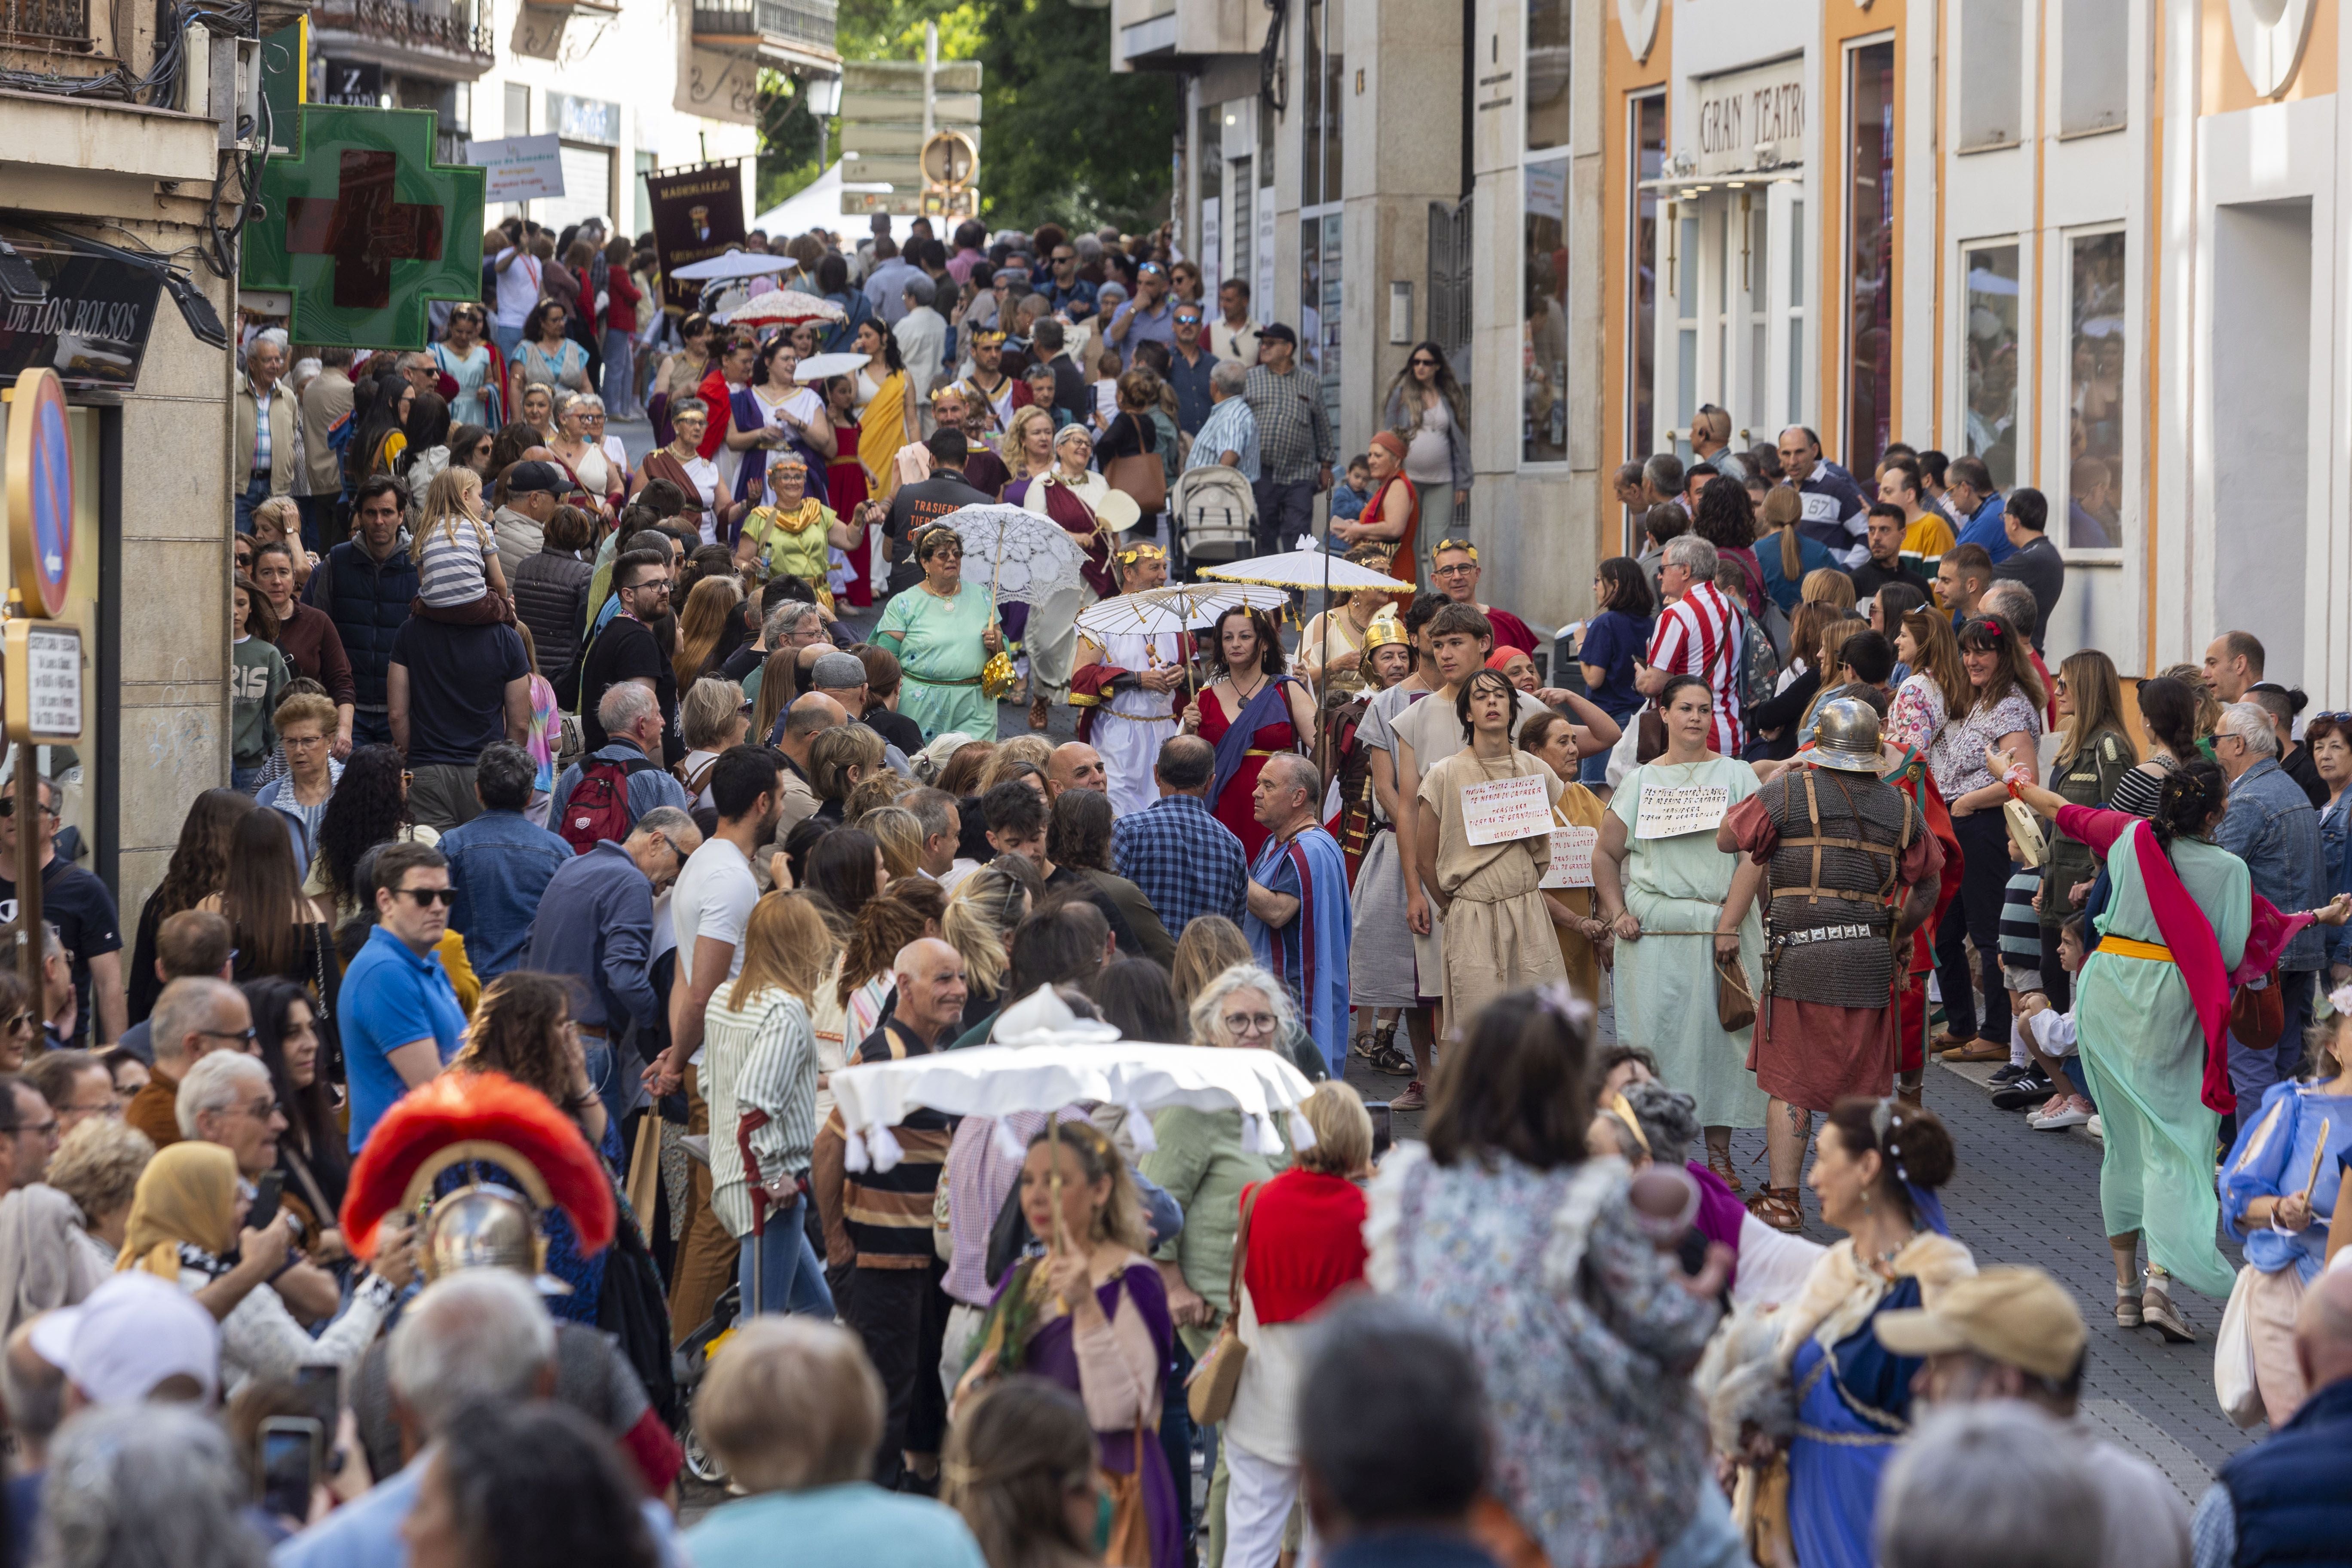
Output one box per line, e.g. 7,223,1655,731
2202,0,2336,113
1596,0,1672,551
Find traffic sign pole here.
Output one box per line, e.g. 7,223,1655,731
1,366,73,1007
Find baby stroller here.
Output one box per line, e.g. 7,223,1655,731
1170,465,1258,579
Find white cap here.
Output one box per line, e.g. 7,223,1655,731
28,1272,220,1406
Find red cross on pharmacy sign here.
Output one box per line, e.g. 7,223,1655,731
242,106,485,351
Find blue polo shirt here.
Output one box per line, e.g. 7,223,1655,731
340,925,469,1153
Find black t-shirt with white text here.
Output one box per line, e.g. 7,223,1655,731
0,856,121,1038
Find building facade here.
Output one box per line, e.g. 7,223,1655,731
1149,0,2352,695
0,0,260,918
314,0,842,235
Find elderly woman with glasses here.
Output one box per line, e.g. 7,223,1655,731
631,395,726,545
872,527,1004,744
1137,962,1300,1566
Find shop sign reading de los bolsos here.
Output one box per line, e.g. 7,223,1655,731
0,230,164,393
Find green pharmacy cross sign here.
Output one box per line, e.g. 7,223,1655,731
242,105,486,350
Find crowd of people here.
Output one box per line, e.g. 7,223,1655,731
0,225,2305,1568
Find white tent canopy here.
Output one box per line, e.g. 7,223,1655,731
753,161,893,244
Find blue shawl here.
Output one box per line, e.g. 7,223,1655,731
729,385,832,508
1246,825,1354,1074
1209,675,1301,807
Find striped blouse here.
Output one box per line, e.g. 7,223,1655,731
700,985,820,1241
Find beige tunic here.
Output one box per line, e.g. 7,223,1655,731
1418,749,1567,1024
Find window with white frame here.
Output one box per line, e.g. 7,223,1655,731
1300,0,1342,425
1522,0,1571,463
1960,240,2020,489
2060,0,2127,137
1626,91,1665,459
2066,228,2126,549
1959,0,2024,149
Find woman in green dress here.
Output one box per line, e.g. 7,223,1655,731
1592,674,1768,1185
1991,749,2352,1339
873,527,1004,743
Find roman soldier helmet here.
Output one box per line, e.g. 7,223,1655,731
1363,607,1411,650
1810,697,1886,773
341,1072,617,1286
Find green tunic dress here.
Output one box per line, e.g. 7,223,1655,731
2073,820,2250,1298
874,581,998,743
1608,758,1769,1129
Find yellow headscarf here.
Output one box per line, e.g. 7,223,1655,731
116,1141,240,1278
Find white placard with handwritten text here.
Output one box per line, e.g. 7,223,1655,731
1460,773,1555,846
1538,826,1597,888
1635,784,1730,839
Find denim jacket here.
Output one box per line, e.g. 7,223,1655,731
438,808,576,978
2320,791,2352,969
2218,757,2328,970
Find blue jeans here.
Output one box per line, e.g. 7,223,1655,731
583,1041,631,1146
602,331,637,417
235,474,271,534
230,764,263,793
736,1196,833,1317
2229,967,2318,1107
490,322,526,361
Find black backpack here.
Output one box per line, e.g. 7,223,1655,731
596,1197,680,1427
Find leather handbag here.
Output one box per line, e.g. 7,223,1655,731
1185,1187,1259,1425
2231,971,2286,1050
1716,952,1757,1032
1104,451,1169,515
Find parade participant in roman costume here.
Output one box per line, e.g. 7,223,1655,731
1020,422,1132,730
1071,542,1186,818
955,326,1029,435
1244,754,1353,1073
1326,608,1415,881
1715,698,1947,1234
736,453,861,608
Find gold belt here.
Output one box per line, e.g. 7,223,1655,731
2099,935,2172,963
1244,748,1283,758
1099,708,1176,721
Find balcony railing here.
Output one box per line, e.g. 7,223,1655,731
0,0,92,47
309,0,493,59
693,0,837,56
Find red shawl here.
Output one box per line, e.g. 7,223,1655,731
1040,477,1117,598
1365,474,1419,573
2057,804,2315,1114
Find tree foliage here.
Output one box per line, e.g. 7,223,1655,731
971,0,1176,231
754,0,1174,232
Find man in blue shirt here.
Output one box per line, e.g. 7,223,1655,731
1113,735,1249,934
1106,261,1179,371
1775,425,1870,568
338,842,469,1153
1164,303,1219,434
524,805,702,1133
1036,240,1098,321
2214,702,2329,1107
1944,454,2014,564
438,743,575,978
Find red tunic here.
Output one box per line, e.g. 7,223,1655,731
830,423,873,606
1482,606,1538,655
1722,786,1945,1112
1195,688,1299,864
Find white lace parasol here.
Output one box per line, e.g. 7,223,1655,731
935,503,1092,605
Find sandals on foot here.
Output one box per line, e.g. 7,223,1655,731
1706,1148,1745,1194
2142,1279,2196,1342
2115,1277,2145,1329
1747,1185,1803,1233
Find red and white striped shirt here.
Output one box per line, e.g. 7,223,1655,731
1646,581,1746,756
